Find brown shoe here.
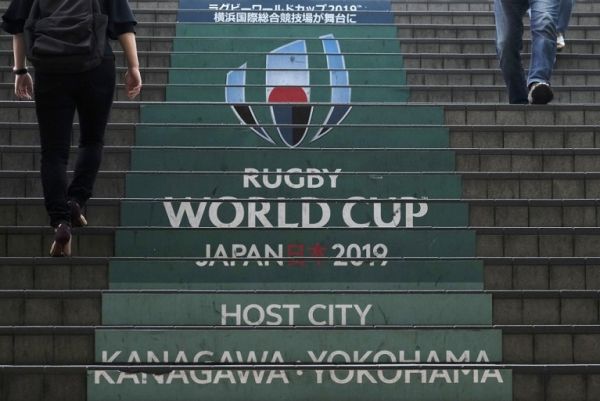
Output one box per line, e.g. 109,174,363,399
49,223,72,257
68,200,88,227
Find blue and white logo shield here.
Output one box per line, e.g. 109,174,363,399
225,34,352,148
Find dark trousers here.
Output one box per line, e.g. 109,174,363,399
34,58,116,227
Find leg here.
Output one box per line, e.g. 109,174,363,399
528,0,560,87
556,0,575,34
34,72,77,227
68,58,116,207
494,0,529,104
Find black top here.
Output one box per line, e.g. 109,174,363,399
1,0,137,56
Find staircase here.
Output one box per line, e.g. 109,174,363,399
1,0,599,400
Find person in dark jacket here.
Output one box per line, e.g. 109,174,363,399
2,0,142,256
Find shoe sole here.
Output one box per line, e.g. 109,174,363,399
529,84,554,105
73,214,88,227
50,237,72,257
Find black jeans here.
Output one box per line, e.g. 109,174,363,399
34,57,116,228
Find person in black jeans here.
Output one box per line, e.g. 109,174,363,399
2,0,142,256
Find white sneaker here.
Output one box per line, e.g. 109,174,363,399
557,33,566,51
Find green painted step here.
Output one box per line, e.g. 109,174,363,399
130,148,455,171
102,293,492,325
166,86,410,102
109,260,484,290
89,368,511,401
134,126,450,148
172,37,403,53
121,200,468,228
94,329,503,362
139,105,444,125
89,329,509,401
176,24,400,39
125,173,462,198
168,69,407,86
114,229,475,257
171,53,404,69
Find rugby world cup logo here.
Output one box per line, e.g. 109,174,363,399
225,34,351,148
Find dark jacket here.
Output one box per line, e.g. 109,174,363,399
1,0,137,56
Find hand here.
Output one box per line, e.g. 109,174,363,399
14,73,33,100
124,67,142,100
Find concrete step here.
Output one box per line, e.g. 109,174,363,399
0,82,165,102
395,24,600,39
0,255,597,286
0,226,114,257
0,296,100,325
0,101,138,124
0,326,599,364
0,0,180,9
450,126,600,149
7,21,596,41
2,123,598,148
0,171,125,198
3,102,599,126
0,331,94,365
406,68,600,86
503,332,600,364
5,101,600,125
0,222,600,257
403,52,600,70
493,293,600,325
391,0,600,13
0,145,131,171
126,0,180,8
6,145,600,174
0,198,120,227
0,370,595,401
3,66,598,92
0,372,86,401
4,169,600,198
399,38,600,54
0,49,173,68
3,197,600,228
486,263,600,290
0,123,135,146
456,148,600,172
0,34,174,52
408,85,600,104
4,82,598,104
469,200,600,228
0,66,171,85
4,35,600,57
393,11,600,26
443,104,600,126
474,227,600,257
3,49,600,70
1,288,599,326
461,172,600,200
0,261,108,290
1,224,600,257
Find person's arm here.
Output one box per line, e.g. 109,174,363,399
12,33,33,100
118,32,141,100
